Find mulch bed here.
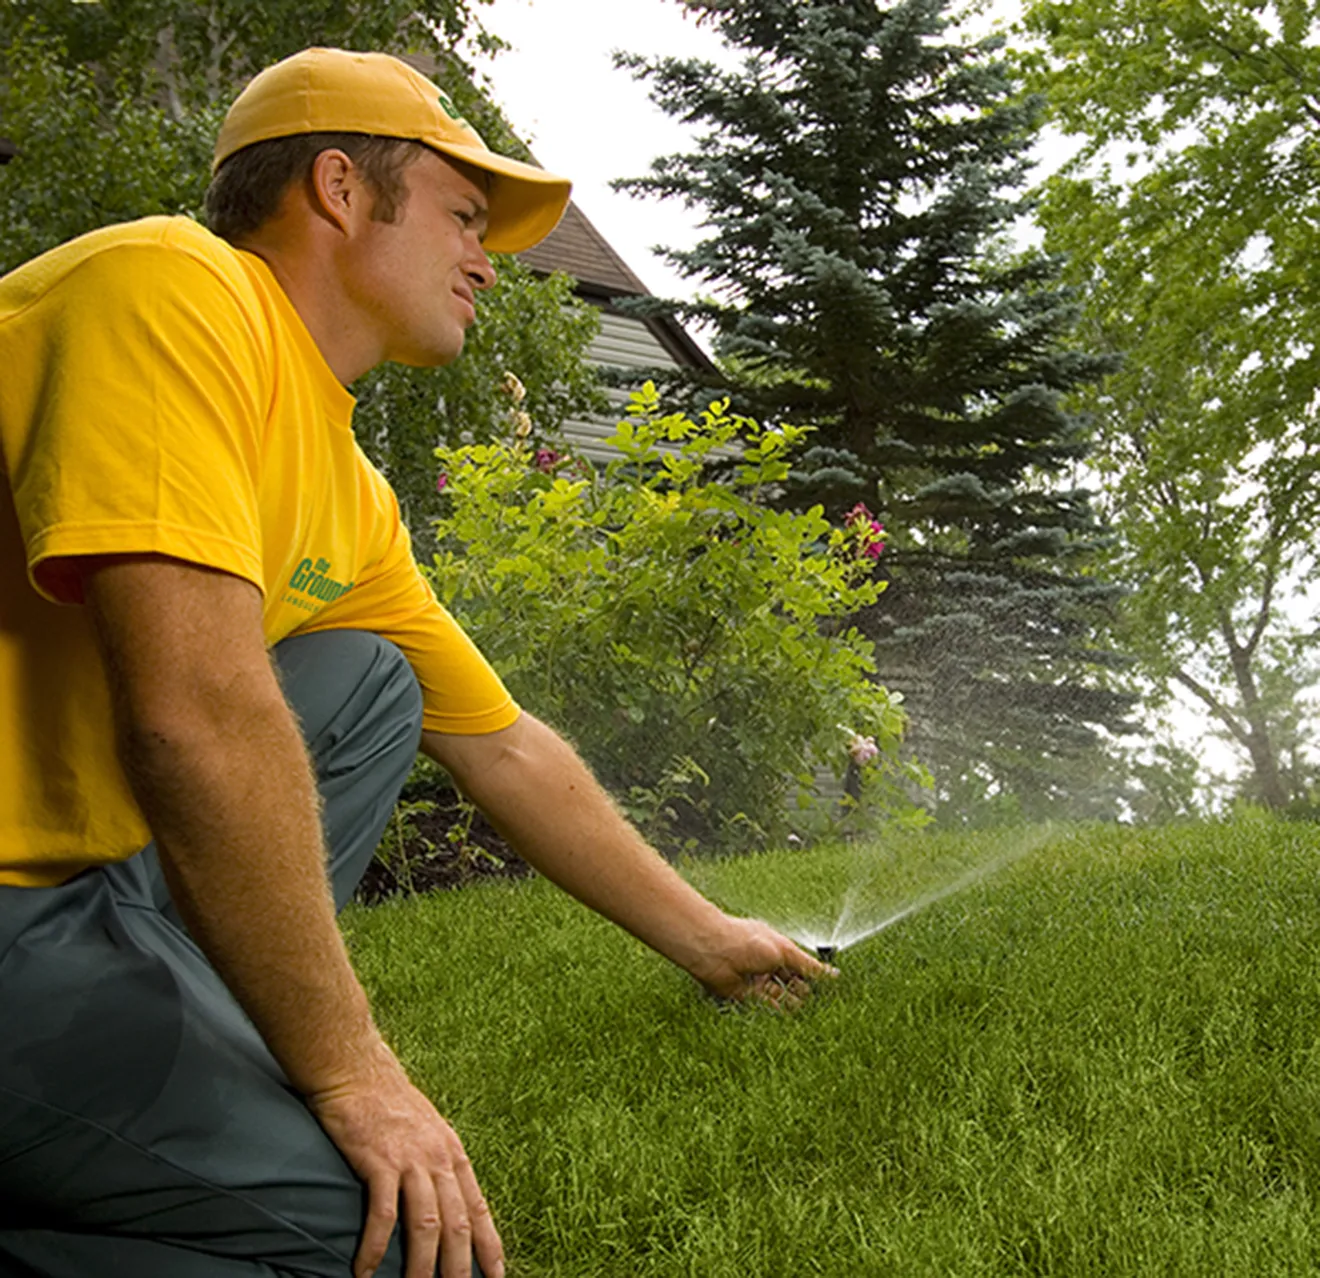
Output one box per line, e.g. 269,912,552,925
354,794,535,904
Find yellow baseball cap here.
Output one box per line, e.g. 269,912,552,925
213,47,571,254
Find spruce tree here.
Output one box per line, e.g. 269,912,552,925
616,0,1135,819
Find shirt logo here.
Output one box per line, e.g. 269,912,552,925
283,557,354,613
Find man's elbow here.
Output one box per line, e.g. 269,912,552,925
422,711,557,791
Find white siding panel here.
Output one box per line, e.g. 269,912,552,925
587,312,684,371
561,389,632,457
563,314,679,460
560,311,736,464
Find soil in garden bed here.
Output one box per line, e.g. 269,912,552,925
354,794,535,904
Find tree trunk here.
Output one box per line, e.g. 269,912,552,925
1222,616,1290,809
1242,725,1290,809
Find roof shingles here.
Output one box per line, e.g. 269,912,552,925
516,201,649,297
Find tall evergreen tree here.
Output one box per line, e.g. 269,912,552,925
616,0,1136,819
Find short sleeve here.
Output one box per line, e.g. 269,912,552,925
295,494,520,736
8,231,269,604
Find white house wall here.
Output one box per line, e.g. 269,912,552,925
561,310,684,461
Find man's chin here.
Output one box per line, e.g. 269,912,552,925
395,336,465,369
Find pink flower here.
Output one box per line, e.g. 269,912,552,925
534,447,560,473
848,734,879,766
436,472,449,493
841,509,884,561
844,502,873,529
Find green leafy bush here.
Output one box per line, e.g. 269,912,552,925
425,384,928,854
0,24,217,274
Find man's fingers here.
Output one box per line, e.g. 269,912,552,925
345,1140,499,1278
355,1171,400,1278
744,968,818,1013
401,1166,445,1278
782,941,839,981
433,1158,475,1278
312,1069,502,1278
453,1149,504,1278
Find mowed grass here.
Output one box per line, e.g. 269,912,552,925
342,818,1320,1276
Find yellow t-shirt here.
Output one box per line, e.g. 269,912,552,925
0,215,519,888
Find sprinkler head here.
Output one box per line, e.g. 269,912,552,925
815,944,836,964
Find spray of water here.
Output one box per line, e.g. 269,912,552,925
764,826,1057,959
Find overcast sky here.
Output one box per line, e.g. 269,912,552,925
468,0,1023,300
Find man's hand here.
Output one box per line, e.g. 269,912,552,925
686,915,839,1011
308,1047,503,1278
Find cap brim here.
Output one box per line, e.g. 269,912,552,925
429,143,571,254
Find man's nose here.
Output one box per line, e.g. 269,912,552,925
467,244,496,292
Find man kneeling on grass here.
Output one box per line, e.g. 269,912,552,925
0,46,833,1278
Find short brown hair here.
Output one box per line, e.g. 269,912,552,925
205,133,426,242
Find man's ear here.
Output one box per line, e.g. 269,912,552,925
307,148,366,234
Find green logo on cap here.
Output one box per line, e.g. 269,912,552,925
435,88,470,128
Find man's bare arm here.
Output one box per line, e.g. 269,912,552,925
83,555,501,1278
422,713,832,1002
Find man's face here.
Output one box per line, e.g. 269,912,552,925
342,148,496,368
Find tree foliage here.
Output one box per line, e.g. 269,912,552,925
0,1,603,542
0,23,216,272
615,0,1134,821
1,0,507,114
1020,0,1320,806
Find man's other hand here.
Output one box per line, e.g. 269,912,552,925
308,1046,503,1278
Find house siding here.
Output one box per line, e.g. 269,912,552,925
516,199,715,461
561,310,686,460
589,309,685,373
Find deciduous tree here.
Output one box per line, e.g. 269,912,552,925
1021,0,1320,806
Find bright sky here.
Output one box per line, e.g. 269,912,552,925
468,0,1023,300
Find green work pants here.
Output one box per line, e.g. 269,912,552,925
0,630,466,1276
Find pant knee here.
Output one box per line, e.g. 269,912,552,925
273,629,423,752
355,632,424,741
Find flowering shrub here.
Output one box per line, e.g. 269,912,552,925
426,384,928,854
844,502,886,561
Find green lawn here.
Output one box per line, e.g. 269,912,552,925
343,817,1320,1276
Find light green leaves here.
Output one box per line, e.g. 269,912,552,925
425,390,922,852
1022,0,1320,802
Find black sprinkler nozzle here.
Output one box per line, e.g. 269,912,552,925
815,944,836,964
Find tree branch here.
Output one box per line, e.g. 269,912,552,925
1243,558,1276,661
1202,32,1320,129
1171,666,1248,747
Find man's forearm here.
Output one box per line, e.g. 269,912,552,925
421,715,733,975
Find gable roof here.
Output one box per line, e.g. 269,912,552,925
517,199,715,374
517,200,650,298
